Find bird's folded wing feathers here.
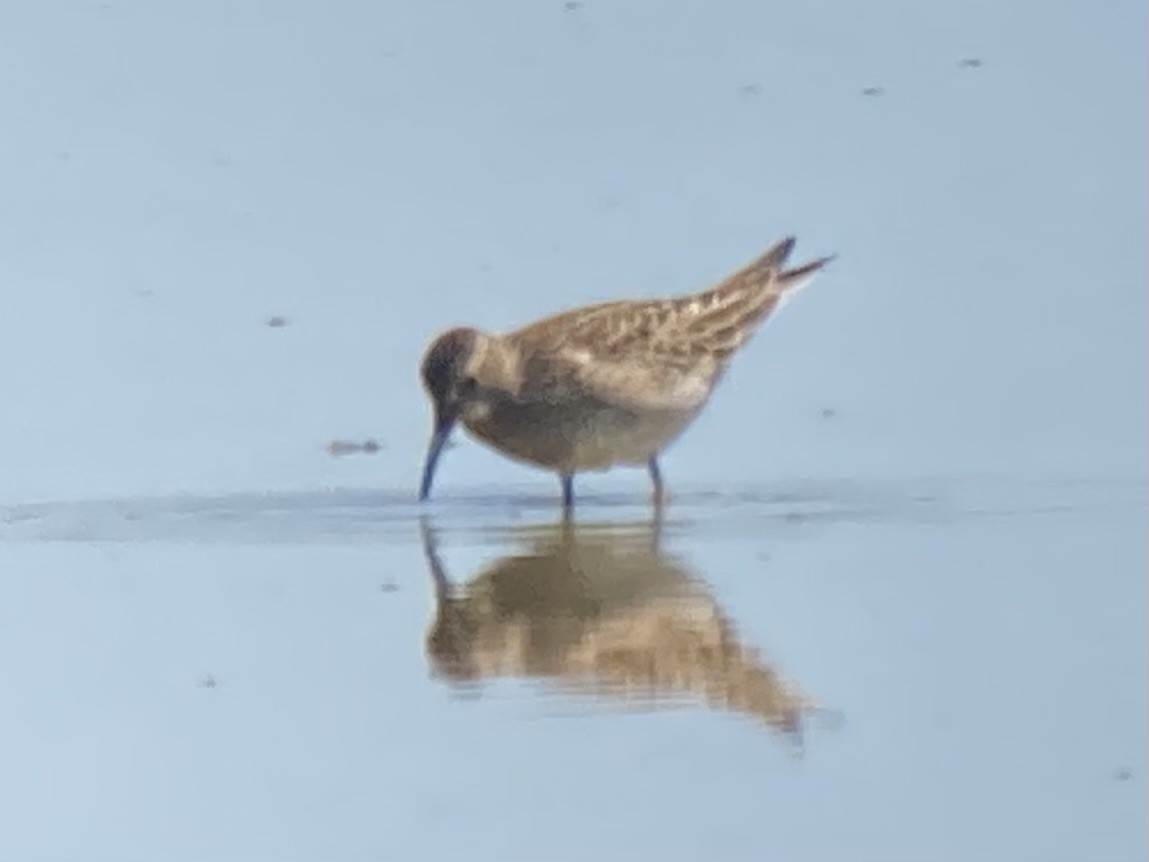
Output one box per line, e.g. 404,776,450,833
504,236,830,412
513,303,723,412
527,342,720,413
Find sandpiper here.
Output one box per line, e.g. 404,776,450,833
418,236,833,509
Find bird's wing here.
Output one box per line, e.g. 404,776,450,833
509,300,723,413
504,237,833,412
660,236,833,361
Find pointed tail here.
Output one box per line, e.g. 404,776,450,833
723,235,835,296
681,236,835,359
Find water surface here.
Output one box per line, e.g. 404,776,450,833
1,479,1144,860
0,0,1144,858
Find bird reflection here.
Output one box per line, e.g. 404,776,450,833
420,513,817,742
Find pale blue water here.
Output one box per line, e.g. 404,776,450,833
0,0,1145,859
1,480,1145,860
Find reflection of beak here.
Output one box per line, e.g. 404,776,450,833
419,410,456,501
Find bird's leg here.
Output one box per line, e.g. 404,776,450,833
648,456,665,508
560,473,575,513
418,516,453,605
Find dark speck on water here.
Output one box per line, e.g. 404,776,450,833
563,1,582,10
1114,767,1133,781
820,407,838,419
380,582,399,593
736,83,762,97
326,438,385,457
197,675,218,689
266,316,289,328
861,86,885,97
959,57,984,68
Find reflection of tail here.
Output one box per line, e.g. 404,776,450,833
419,518,819,740
554,592,815,736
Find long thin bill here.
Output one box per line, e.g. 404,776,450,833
418,422,452,501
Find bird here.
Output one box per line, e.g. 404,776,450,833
417,235,833,510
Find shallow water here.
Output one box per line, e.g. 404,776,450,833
1,479,1145,860
1,0,1145,859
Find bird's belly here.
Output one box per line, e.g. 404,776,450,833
462,398,701,473
566,407,700,470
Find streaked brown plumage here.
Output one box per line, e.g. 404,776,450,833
418,236,834,508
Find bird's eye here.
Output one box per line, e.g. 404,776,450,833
455,376,477,397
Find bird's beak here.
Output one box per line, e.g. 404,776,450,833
419,409,456,501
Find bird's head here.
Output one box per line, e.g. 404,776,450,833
418,327,482,501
